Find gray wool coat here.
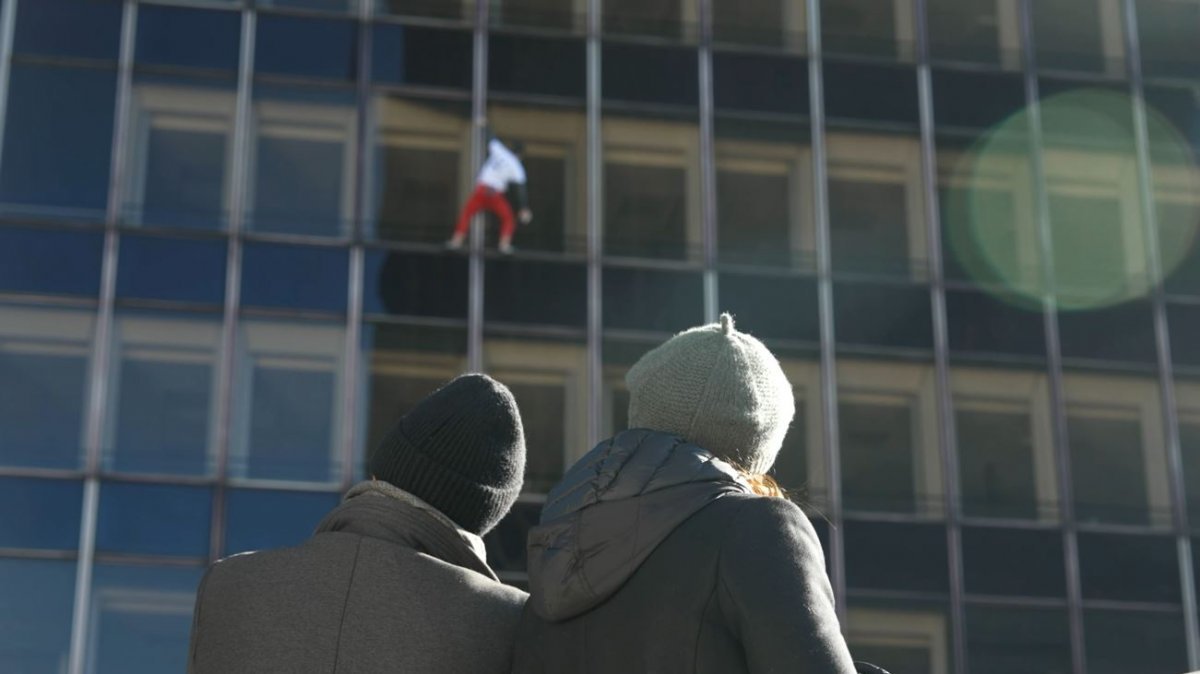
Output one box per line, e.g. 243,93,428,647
512,429,857,674
188,481,527,674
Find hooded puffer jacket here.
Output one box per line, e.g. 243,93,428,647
512,428,857,674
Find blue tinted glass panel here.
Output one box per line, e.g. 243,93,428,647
365,250,468,319
97,483,212,557
136,5,241,72
0,226,103,297
0,559,76,673
116,234,227,304
256,15,357,80
0,65,117,221
0,313,90,469
90,564,204,674
224,489,339,554
0,477,82,550
14,0,122,60
241,243,349,312
372,24,473,89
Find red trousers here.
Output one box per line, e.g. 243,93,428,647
453,185,515,241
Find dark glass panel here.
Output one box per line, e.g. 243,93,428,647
841,400,917,513
1077,532,1180,603
824,62,919,127
601,42,698,107
224,489,340,554
965,605,1072,674
945,290,1045,359
0,559,76,673
718,273,818,343
256,15,358,81
845,521,950,593
14,0,122,60
241,242,349,313
1137,0,1200,79
822,0,902,60
96,483,213,557
1058,301,1158,365
834,282,934,351
89,565,205,674
0,226,103,297
1084,609,1188,674
957,406,1039,519
604,162,690,259
926,0,1011,65
489,33,585,100
116,234,227,305
372,24,473,89
136,5,241,73
1032,0,1119,74
932,69,1025,132
485,258,587,328
0,477,83,550
602,266,704,333
366,249,468,319
829,178,912,276
962,527,1066,597
509,380,567,493
1067,413,1151,525
602,0,688,39
713,52,807,116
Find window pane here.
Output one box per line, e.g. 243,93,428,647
1078,532,1180,603
0,559,76,673
377,0,469,21
945,290,1045,361
493,0,582,31
485,335,586,493
366,249,468,319
847,599,954,674
372,24,473,89
224,489,340,555
926,0,1019,66
602,42,698,107
845,522,950,593
840,360,942,515
0,226,103,298
603,0,692,40
484,500,540,574
1032,0,1124,75
135,5,241,73
824,62,919,127
953,368,1057,520
240,242,349,313
89,564,204,674
14,0,122,60
1065,372,1169,527
602,266,704,333
0,477,82,550
962,527,1065,597
713,0,805,49
1058,300,1158,365
256,15,357,81
231,320,346,483
369,95,469,244
0,305,92,469
713,52,808,116
835,282,933,352
1137,0,1200,79
965,605,1071,674
822,0,907,60
116,234,227,305
1084,609,1188,674
489,34,585,100
248,87,356,237
97,483,212,557
104,313,221,476
486,258,587,328
718,273,819,343
122,76,236,230
0,65,117,222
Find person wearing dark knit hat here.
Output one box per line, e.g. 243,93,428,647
513,314,860,674
189,374,530,674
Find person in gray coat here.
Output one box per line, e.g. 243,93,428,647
188,374,529,674
512,314,859,674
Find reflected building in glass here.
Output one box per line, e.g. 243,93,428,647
1,0,1199,673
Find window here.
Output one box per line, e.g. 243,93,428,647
1078,532,1180,603
965,605,1071,674
378,0,471,21
369,96,469,244
224,489,340,555
822,0,915,61
1084,609,1188,674
256,15,358,82
962,527,1065,597
712,0,805,49
241,242,349,313
824,62,920,127
484,500,542,576
0,477,83,550
96,483,213,557
88,564,204,674
489,34,586,100
839,360,941,515
945,289,1046,360
486,258,587,328
247,88,357,237
602,0,692,40
1177,380,1200,528
926,0,1020,67
230,320,346,484
14,0,122,60
827,133,926,278
835,281,934,351
484,336,588,493
365,250,468,319
116,234,228,305
372,24,473,89
952,368,1057,520
718,273,819,342
0,304,92,469
1064,372,1170,527
713,53,809,116
1031,0,1125,75
0,559,76,674
1137,0,1200,78
848,604,951,674
493,0,584,31
103,313,221,476
0,226,104,298
602,42,699,107
602,266,704,333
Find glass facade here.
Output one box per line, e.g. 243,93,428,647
0,1,1198,673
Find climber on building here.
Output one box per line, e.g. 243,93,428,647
447,131,532,255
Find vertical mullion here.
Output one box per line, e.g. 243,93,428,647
1017,2,1086,673
911,1,966,672
698,0,717,323
67,3,137,672
0,0,17,176
208,7,256,564
1121,0,1200,667
586,0,603,446
467,0,488,373
805,0,846,624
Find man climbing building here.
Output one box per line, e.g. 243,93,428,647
447,133,532,254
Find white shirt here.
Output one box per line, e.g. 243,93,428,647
476,139,527,192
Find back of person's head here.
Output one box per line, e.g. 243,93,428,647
367,373,526,535
625,313,795,486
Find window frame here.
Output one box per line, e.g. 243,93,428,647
847,606,951,674
714,135,814,266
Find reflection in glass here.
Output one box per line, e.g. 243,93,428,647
485,335,587,493
224,489,340,555
0,559,76,674
230,320,346,483
89,564,205,674
0,65,117,222
104,313,221,476
96,483,213,557
0,304,92,469
965,605,1071,674
370,96,470,244
248,87,357,237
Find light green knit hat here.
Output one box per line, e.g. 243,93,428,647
625,312,795,475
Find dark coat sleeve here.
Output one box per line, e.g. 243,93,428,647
716,496,857,674
187,566,213,674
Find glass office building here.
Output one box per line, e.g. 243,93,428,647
1,0,1199,672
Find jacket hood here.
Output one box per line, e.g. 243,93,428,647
527,429,749,621
315,480,498,581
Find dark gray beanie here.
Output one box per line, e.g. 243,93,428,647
626,313,795,475
367,374,526,535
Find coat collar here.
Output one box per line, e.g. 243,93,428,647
315,480,497,581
